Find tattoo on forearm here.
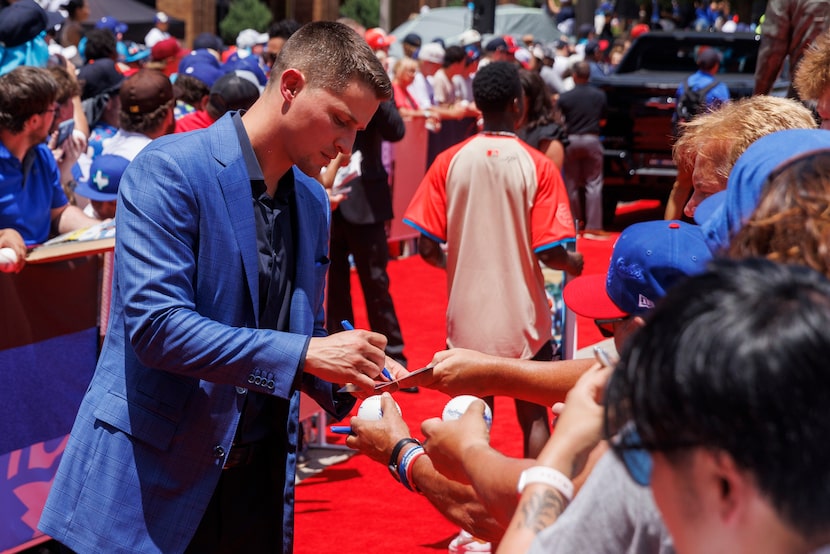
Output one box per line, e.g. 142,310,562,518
516,488,567,533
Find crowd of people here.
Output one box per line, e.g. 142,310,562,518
2,0,830,553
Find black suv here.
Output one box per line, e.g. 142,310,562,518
590,31,791,224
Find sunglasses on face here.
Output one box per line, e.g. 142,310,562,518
610,421,653,486
594,315,631,338
610,421,697,486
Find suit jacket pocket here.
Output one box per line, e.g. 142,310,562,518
93,390,180,452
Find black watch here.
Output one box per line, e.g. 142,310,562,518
387,437,421,481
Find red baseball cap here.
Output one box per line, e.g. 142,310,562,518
365,27,396,51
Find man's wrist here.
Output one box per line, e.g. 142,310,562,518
388,437,421,482
517,466,574,502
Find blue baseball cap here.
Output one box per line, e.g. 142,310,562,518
563,220,712,319
124,41,150,63
180,62,225,88
96,16,127,35
222,53,267,87
76,155,130,201
179,48,221,72
697,129,830,253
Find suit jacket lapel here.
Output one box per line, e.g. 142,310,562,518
210,116,260,322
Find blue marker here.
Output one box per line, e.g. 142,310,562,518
340,320,393,380
330,425,352,434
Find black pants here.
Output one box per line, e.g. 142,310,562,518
185,439,286,553
326,210,406,366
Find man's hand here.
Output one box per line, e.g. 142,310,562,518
0,228,27,273
420,399,491,484
345,393,412,464
536,361,612,477
305,330,390,393
409,348,495,397
566,251,584,276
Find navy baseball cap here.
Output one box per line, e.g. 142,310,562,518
76,155,130,201
403,33,422,47
193,32,224,53
564,220,712,319
209,70,261,113
77,58,125,100
0,0,47,49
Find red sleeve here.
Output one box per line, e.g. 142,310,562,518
402,149,456,242
527,146,576,251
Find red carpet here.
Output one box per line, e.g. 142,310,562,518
295,200,660,553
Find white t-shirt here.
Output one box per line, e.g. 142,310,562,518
144,28,171,48
101,130,152,161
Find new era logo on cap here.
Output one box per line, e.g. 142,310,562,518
637,294,654,310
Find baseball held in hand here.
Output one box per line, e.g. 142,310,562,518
356,395,402,420
442,395,493,430
0,247,18,273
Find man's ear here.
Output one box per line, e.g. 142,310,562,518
279,68,305,103
701,449,750,526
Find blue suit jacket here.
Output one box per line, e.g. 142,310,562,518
39,114,351,553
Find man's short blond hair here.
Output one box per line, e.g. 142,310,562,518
794,29,830,101
673,95,816,183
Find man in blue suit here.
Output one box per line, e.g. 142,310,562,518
38,21,404,553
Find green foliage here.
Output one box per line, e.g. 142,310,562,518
219,0,273,45
340,0,379,29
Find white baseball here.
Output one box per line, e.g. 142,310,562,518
356,395,402,420
442,395,493,430
0,247,18,273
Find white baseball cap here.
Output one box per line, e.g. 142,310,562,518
459,29,482,46
418,42,445,64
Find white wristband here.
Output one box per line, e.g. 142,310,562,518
517,466,574,502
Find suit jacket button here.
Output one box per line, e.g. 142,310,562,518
267,379,275,390
236,386,247,395
254,376,262,385
247,375,255,383
213,445,225,458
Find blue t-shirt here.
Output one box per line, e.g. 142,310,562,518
675,70,731,106
0,142,68,245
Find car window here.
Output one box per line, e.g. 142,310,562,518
616,34,760,75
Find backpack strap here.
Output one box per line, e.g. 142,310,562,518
697,78,721,98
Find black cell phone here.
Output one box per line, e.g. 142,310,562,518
56,119,74,147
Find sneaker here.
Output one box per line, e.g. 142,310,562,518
448,530,491,553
